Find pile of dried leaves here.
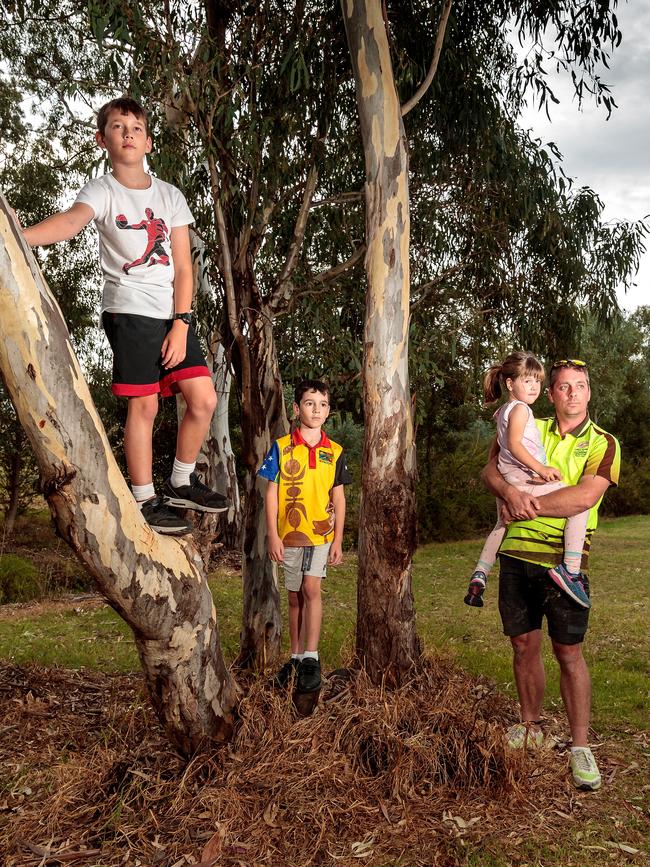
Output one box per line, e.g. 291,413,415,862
0,657,592,865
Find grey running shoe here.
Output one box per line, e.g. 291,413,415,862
297,657,321,693
505,721,544,750
570,747,602,791
140,496,192,535
164,473,229,513
272,658,300,689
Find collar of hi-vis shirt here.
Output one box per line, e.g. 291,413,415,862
291,427,331,469
548,414,591,439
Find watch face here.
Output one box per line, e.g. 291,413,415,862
175,313,191,324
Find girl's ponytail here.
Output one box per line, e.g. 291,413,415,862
483,364,503,403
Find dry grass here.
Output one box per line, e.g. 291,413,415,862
0,656,611,866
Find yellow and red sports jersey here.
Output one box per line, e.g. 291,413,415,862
258,428,352,546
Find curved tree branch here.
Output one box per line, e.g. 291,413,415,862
401,0,453,117
271,162,320,308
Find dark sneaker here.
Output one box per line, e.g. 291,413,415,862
296,657,321,693
163,473,230,513
547,564,591,609
140,496,193,535
464,570,487,607
271,658,300,689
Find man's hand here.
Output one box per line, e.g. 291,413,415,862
328,541,343,565
161,322,188,369
267,533,284,563
502,487,540,521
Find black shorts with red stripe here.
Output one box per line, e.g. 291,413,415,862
102,312,211,398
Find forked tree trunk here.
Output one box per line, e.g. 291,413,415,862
0,193,237,754
342,0,421,684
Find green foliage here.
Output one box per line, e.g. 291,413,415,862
0,554,40,603
417,430,496,543
326,413,363,546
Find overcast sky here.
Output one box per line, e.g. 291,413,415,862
519,0,649,312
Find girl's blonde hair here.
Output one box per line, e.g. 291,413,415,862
483,351,545,404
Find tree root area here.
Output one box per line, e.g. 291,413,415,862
0,657,601,865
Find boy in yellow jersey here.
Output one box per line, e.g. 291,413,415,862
258,380,352,693
482,360,620,792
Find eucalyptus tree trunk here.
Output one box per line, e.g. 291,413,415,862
196,340,241,551
0,194,237,754
230,269,286,670
184,232,242,559
342,0,421,685
176,340,242,564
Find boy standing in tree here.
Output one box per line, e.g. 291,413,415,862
22,97,228,534
258,380,352,693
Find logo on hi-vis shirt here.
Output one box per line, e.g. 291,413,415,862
115,208,170,274
574,440,589,458
318,450,333,464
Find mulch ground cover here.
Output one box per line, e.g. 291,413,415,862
1,655,635,867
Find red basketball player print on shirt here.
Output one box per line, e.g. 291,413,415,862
115,208,170,274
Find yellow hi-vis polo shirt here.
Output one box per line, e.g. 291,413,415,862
499,415,620,572
258,428,352,546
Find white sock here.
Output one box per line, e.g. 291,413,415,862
132,483,155,504
563,552,582,575
303,650,319,660
170,458,195,488
291,653,302,661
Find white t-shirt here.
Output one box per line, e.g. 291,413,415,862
75,173,194,319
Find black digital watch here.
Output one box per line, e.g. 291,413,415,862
172,312,192,326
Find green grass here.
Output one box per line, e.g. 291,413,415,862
1,515,648,735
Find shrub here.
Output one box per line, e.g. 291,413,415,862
0,554,42,603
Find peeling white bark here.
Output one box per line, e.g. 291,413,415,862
342,0,421,684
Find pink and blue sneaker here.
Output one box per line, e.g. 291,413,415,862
547,563,591,608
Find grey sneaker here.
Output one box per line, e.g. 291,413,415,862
505,721,544,750
140,496,192,535
163,473,229,513
570,747,602,791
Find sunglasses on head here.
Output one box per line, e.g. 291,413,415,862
551,358,587,369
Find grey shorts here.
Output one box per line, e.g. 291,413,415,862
283,544,331,591
498,554,590,645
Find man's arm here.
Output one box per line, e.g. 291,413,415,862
161,225,193,369
328,485,346,565
533,475,610,517
264,480,284,563
23,203,94,246
481,440,540,520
